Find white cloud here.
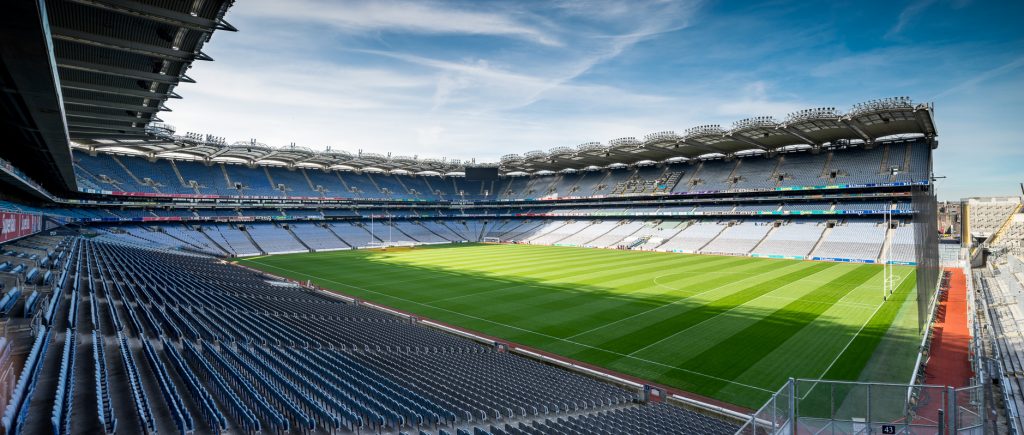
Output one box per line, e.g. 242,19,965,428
886,0,938,38
238,0,561,46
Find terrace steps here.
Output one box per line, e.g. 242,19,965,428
592,170,612,195
167,159,187,188
355,222,385,243
440,221,471,241
160,226,214,254
901,143,912,172
198,226,231,255
300,168,318,194
111,155,159,194
526,220,570,242
421,176,441,199
684,162,703,190
807,224,833,258
879,222,895,263
583,220,628,246
819,152,834,178
880,145,890,174
552,221,595,245
333,170,353,194
319,224,352,248
646,221,690,250
393,174,413,196
748,222,781,254
262,166,277,192
695,222,730,253
219,164,233,191
284,224,314,252
239,225,267,255
365,173,384,195
416,221,453,242
477,220,489,241
495,220,527,239
505,221,547,241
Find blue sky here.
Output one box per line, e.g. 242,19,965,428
162,0,1024,200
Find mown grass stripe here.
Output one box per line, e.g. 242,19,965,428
667,265,880,396
239,244,918,410
579,262,835,355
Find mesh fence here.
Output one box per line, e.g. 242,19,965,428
912,183,940,332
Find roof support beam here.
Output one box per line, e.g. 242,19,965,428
259,150,285,161
840,118,874,143
67,121,147,132
69,132,150,140
778,126,820,147
58,59,179,84
65,0,227,33
66,111,150,124
50,27,194,62
678,140,724,155
63,97,160,113
206,147,236,159
726,134,769,151
60,80,176,100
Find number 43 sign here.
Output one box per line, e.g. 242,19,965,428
880,424,897,434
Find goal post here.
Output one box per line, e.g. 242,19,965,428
482,237,501,243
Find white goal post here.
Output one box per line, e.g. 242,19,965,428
482,237,501,243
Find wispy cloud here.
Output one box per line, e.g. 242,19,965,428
886,0,937,38
161,0,1024,200
239,0,562,46
930,56,1024,100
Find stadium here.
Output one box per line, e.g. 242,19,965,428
0,1,1019,434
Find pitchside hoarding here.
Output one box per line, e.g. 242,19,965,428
0,212,42,243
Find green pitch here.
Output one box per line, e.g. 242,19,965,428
238,243,920,409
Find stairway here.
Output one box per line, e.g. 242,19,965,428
284,224,313,252
901,143,912,172
111,155,159,193
393,174,413,197
355,222,385,243
878,223,896,263
381,222,415,243
582,221,625,246
167,160,188,189
334,171,353,194
477,221,489,241
239,225,267,255
496,220,526,238
421,176,441,200
808,224,834,258
696,223,730,253
263,167,278,192
417,221,453,242
365,173,385,196
198,226,231,256
818,152,834,178
879,145,890,174
300,169,319,196
322,224,352,248
220,164,234,192
553,221,594,245
439,221,471,241
159,226,208,253
749,223,780,254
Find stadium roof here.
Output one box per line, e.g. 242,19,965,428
0,0,235,194
48,0,236,141
73,96,936,174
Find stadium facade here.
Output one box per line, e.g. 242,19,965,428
0,1,986,434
